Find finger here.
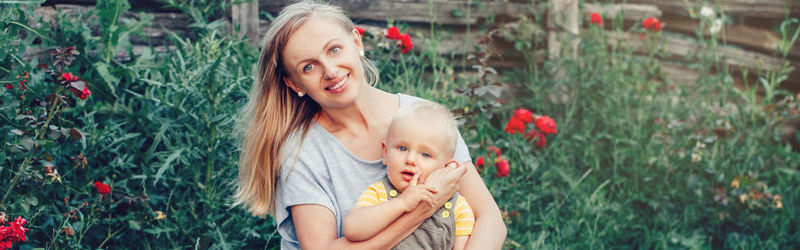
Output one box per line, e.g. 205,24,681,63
410,173,420,186
425,185,438,194
427,194,435,207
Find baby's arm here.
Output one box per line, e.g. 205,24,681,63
343,174,437,241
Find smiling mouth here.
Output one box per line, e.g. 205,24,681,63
325,73,348,91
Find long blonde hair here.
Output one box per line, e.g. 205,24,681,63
233,0,379,217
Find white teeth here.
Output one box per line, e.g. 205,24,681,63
329,75,347,90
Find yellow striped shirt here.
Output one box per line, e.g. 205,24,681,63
355,182,474,236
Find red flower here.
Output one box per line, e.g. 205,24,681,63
535,115,557,135
94,181,111,195
525,129,546,148
475,156,484,168
0,239,11,250
487,146,501,156
355,26,365,35
513,108,533,124
505,117,526,134
18,81,25,88
398,33,413,54
62,72,78,82
495,157,509,177
386,26,402,40
642,17,662,32
6,217,27,242
4,84,11,90
590,12,603,27
70,86,92,100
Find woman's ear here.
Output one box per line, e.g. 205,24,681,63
352,28,364,53
283,76,300,93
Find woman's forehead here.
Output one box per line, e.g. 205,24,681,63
282,17,350,60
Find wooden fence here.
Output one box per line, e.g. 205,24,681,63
36,0,800,92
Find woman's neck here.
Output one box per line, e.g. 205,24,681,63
316,86,398,134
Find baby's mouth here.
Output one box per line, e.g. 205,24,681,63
401,170,415,182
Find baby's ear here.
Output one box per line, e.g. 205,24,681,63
381,141,387,165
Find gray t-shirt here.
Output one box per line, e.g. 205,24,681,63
274,93,472,249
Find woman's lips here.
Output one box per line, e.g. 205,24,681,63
325,73,349,93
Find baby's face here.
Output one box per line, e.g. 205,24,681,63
382,116,453,193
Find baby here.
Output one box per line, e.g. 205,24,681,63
343,101,474,250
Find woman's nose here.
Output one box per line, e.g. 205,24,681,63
322,60,338,80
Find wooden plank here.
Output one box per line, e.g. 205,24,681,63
583,3,662,21
260,0,535,25
625,0,798,18
232,1,260,46
660,13,800,60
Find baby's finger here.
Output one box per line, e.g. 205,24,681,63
410,173,420,186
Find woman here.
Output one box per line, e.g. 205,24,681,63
233,1,506,249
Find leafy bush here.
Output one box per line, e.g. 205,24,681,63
1,0,799,249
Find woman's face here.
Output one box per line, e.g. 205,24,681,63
281,16,364,109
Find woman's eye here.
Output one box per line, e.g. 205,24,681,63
330,46,340,54
303,64,314,72
422,153,431,158
397,146,406,151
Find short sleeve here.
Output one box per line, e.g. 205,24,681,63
453,127,471,164
454,195,474,236
354,182,386,207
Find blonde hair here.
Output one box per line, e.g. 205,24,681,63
233,0,379,217
390,101,459,156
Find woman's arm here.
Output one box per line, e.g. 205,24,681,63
458,161,507,249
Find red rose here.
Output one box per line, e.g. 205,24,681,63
487,146,501,156
513,108,533,124
643,17,662,32
386,26,402,40
0,239,11,250
355,26,365,35
475,156,484,168
4,84,11,90
495,158,509,177
398,33,413,54
525,129,546,148
535,115,557,135
590,12,603,27
70,86,91,100
62,72,78,82
504,117,526,134
94,181,111,195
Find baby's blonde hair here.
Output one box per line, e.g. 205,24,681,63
390,101,458,156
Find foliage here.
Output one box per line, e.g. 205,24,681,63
1,0,799,249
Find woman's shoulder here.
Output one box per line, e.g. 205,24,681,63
396,93,432,106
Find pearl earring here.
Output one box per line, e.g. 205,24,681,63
359,50,365,57
297,91,304,97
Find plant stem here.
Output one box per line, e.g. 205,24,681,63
0,88,65,207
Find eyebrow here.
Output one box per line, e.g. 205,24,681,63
294,39,341,69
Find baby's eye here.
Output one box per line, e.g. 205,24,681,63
397,146,407,151
422,152,431,158
303,64,314,73
330,46,341,55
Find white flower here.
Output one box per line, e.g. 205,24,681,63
692,153,702,163
710,19,724,34
700,6,715,18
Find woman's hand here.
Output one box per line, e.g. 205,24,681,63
423,160,466,206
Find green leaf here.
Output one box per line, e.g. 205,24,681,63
93,62,120,98
128,220,142,231
153,148,185,184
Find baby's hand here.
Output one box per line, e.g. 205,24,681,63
398,173,438,212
